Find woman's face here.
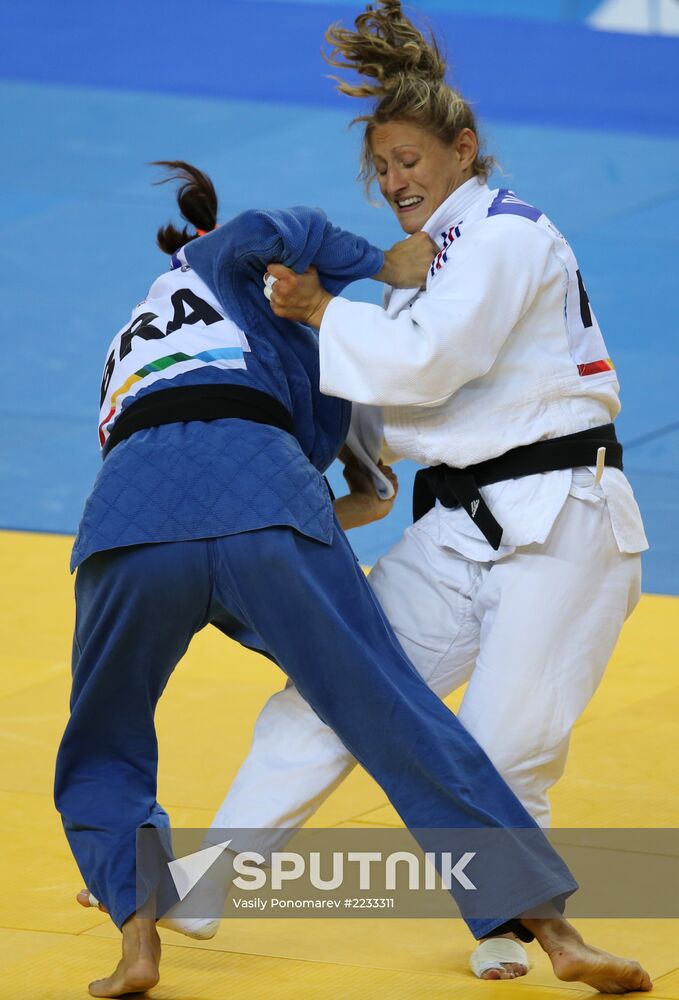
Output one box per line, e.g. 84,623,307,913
369,121,477,234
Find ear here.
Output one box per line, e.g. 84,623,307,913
455,128,478,170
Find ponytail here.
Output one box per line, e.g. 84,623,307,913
326,0,446,98
324,1,495,191
151,160,218,255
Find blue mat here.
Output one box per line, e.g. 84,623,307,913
1,1,678,134
0,1,677,594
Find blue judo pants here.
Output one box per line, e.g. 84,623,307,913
55,521,576,936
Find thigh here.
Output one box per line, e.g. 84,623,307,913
368,518,481,697
458,492,641,761
209,523,413,719
71,541,212,710
59,539,212,814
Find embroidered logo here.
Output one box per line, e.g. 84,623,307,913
430,223,463,277
470,499,480,518
499,192,531,208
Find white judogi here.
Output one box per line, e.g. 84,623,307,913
211,178,647,835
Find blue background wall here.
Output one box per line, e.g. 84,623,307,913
0,0,677,592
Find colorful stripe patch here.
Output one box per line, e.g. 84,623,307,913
577,358,615,377
98,347,244,445
430,224,462,277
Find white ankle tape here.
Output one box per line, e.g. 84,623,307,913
469,937,529,978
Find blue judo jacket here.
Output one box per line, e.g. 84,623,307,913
71,208,383,571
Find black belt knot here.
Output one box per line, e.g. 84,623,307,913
412,423,622,550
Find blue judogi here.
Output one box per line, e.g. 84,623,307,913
71,208,371,569
55,207,576,936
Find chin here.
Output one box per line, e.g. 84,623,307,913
400,214,426,235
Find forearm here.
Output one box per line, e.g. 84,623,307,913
333,493,391,531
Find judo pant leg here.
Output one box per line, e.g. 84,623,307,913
54,541,211,929
210,520,479,838
457,491,641,826
210,522,576,937
210,682,357,839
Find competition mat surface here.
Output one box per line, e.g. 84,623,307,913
0,0,677,996
1,530,678,997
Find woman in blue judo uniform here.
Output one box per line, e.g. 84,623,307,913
55,163,650,997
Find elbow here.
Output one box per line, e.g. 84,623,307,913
397,356,493,407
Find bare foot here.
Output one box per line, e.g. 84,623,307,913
88,915,160,998
524,917,652,994
77,885,220,941
475,933,529,980
77,889,109,913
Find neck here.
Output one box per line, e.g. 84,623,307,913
423,175,489,240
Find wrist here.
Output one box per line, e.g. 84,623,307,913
334,492,381,531
372,249,394,286
307,292,333,330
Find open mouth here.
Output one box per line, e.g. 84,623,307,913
395,196,424,212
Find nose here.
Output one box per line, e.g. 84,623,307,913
384,165,408,200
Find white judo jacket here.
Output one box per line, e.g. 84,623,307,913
320,178,647,560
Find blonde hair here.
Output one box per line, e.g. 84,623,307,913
325,0,494,193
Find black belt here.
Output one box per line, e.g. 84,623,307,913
412,423,623,550
102,384,295,458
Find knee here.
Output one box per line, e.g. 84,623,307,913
461,722,566,827
464,717,567,780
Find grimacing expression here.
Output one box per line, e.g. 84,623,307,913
369,121,476,234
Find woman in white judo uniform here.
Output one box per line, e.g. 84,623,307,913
176,0,649,984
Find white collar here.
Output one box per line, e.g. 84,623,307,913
422,177,490,243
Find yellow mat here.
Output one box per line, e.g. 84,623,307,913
0,529,677,999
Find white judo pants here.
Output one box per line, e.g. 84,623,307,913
211,480,641,833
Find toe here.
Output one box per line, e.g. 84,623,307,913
481,966,516,980
77,890,109,914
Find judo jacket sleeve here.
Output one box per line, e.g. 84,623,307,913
318,214,556,407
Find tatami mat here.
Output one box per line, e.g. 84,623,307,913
0,528,677,998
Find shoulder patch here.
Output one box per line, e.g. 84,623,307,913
487,189,542,223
